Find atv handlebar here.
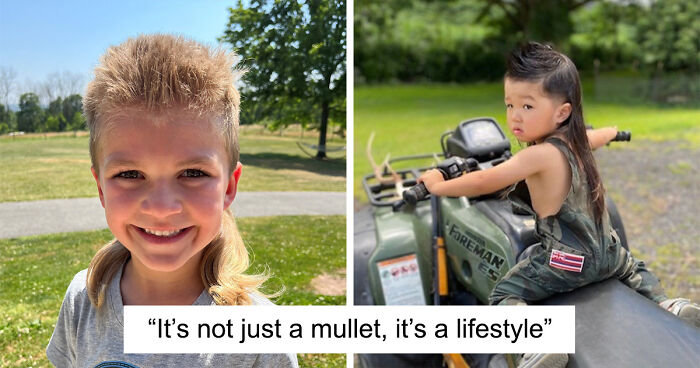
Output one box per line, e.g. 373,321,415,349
612,131,631,142
403,182,430,205
402,130,630,206
403,157,478,205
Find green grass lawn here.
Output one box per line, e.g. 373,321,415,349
0,133,345,203
0,215,346,367
354,82,700,200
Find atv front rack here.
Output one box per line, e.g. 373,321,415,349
362,153,444,207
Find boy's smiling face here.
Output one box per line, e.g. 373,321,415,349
92,108,241,274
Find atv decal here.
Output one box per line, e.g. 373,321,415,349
549,249,584,272
377,254,425,305
448,224,505,281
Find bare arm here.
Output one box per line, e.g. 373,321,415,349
418,144,560,198
587,127,618,150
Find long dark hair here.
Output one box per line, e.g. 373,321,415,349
505,42,606,225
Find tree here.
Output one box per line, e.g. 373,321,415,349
62,94,83,127
0,66,18,107
0,103,16,132
68,111,86,131
38,71,85,106
476,0,596,47
17,93,43,132
221,0,346,159
47,96,68,131
637,0,700,72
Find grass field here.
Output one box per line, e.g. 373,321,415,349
354,82,700,199
0,215,345,367
0,131,345,203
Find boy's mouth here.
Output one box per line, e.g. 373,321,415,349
134,225,193,242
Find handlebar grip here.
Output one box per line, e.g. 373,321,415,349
403,183,429,205
612,131,631,142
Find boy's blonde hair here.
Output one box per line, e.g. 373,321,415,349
83,33,267,307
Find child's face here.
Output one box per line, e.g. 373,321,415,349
504,78,571,143
91,108,241,274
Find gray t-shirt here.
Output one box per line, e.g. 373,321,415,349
46,265,298,368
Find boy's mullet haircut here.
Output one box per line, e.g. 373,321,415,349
84,33,241,173
505,42,607,227
83,34,271,307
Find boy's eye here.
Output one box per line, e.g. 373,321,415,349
505,104,513,109
115,170,142,179
523,104,533,110
182,169,208,178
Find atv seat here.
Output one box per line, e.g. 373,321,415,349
473,199,539,260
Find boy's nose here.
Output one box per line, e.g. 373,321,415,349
140,182,183,218
509,110,522,123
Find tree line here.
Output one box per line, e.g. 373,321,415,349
355,0,700,84
0,93,85,135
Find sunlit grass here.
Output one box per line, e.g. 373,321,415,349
0,131,345,203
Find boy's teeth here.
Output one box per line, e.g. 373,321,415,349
143,228,182,237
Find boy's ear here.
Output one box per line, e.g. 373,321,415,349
556,103,572,124
91,167,105,208
223,162,243,209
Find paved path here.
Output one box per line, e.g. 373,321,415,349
0,192,345,239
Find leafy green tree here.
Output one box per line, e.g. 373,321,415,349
17,93,43,132
47,96,68,131
62,94,83,127
0,103,16,132
569,1,643,69
476,0,596,46
221,0,346,159
43,115,61,132
637,0,700,72
68,111,86,131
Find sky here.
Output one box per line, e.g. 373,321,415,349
0,0,235,105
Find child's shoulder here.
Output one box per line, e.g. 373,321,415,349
512,141,566,169
61,269,91,310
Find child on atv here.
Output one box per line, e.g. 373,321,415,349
418,42,700,368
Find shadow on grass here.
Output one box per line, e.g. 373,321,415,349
240,152,346,178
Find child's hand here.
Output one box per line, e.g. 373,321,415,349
417,169,445,193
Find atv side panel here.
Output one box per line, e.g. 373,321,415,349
441,197,516,303
368,203,434,305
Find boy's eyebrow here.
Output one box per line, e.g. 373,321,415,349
505,94,536,101
102,156,138,169
103,155,219,169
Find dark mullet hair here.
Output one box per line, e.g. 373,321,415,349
506,42,606,226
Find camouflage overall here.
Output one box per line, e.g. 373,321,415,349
489,137,667,306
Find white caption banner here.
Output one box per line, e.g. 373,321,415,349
124,306,575,354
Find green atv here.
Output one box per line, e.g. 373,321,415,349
354,117,700,367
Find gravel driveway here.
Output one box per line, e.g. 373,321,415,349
596,140,700,301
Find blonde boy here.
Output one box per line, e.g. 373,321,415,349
46,34,297,367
